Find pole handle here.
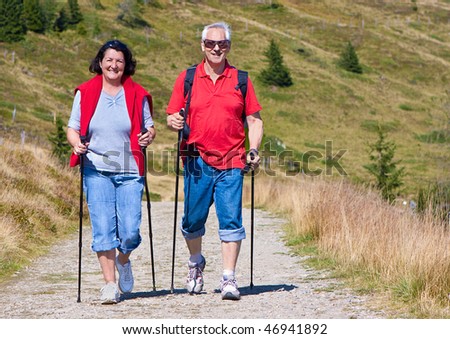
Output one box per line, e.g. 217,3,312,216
241,149,257,175
140,128,148,151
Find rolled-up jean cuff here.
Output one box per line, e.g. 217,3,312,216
219,227,246,242
118,237,142,255
181,226,206,240
91,240,120,253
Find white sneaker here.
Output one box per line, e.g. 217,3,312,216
116,256,134,293
100,282,120,304
220,277,241,300
186,256,206,294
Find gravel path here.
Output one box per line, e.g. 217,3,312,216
0,201,387,319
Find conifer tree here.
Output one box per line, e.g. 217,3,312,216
363,126,405,202
48,117,71,165
258,39,293,87
54,7,69,32
67,0,83,26
338,42,363,74
41,0,58,32
0,0,26,42
22,0,46,33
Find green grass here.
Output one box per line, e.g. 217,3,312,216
1,0,449,194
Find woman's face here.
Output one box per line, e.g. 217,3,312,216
99,48,125,84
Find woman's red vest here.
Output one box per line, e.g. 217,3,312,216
69,74,153,176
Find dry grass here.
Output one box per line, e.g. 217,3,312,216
244,172,450,318
0,138,80,282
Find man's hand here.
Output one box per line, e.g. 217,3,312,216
167,111,185,132
246,148,260,170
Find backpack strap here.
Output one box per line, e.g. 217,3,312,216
236,70,248,100
235,69,248,123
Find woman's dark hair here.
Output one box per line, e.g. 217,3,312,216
89,40,136,76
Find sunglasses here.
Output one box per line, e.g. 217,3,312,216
203,39,230,49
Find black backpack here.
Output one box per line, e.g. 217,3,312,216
181,64,248,140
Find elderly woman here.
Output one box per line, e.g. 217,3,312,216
67,40,155,304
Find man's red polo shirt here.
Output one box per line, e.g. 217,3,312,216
166,60,262,170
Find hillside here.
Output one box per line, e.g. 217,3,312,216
1,0,449,197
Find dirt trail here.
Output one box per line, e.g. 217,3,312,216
0,202,386,319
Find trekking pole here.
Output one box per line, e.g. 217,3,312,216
171,108,184,293
250,166,255,289
77,135,87,303
242,150,256,289
141,128,156,291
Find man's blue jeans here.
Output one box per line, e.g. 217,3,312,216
182,156,246,242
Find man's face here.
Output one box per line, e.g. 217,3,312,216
201,28,231,66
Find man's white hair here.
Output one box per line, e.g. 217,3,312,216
201,22,231,41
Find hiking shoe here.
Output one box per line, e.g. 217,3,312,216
116,256,134,293
100,282,120,304
220,277,241,300
186,256,206,294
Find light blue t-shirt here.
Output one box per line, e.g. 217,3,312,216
68,88,154,174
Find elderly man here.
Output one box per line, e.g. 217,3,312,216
166,22,263,300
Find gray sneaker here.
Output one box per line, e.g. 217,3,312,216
186,256,206,294
100,282,120,304
220,277,241,300
116,256,134,293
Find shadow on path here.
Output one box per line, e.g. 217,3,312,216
239,284,297,296
121,284,297,301
120,288,186,300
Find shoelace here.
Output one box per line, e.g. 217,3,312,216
221,278,237,290
121,263,132,282
188,266,203,281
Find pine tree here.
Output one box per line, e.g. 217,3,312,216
41,0,57,32
54,7,68,32
338,42,363,74
0,0,26,42
22,0,46,33
48,117,71,165
363,126,405,202
67,0,83,26
258,39,293,87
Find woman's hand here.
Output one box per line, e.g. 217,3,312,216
73,140,89,155
138,127,156,147
67,127,89,155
